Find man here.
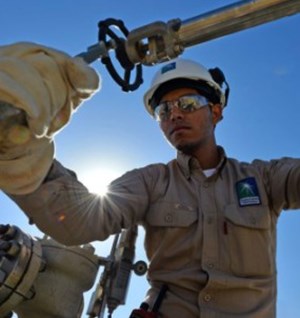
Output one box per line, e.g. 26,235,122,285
1,43,300,317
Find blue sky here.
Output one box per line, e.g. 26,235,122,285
1,1,300,317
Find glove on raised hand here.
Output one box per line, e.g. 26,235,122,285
0,42,100,194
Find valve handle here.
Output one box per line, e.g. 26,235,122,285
98,18,143,92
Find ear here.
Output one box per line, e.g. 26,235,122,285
211,104,223,124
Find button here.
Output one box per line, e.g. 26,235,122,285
164,214,173,223
203,182,209,188
203,294,212,302
207,217,213,224
250,217,256,225
207,262,214,269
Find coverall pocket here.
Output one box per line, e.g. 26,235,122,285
224,204,274,277
146,201,198,227
144,202,199,262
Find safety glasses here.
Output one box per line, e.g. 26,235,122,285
153,94,210,122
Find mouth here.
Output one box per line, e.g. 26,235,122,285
169,125,191,136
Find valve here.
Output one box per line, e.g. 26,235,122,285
86,226,148,318
0,224,99,318
133,260,148,276
98,18,143,92
0,224,44,317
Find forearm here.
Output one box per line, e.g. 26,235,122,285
254,157,300,212
7,160,118,245
7,160,150,245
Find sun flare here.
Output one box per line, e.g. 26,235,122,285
79,168,121,196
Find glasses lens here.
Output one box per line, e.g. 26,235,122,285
154,95,209,121
179,95,209,112
154,102,169,121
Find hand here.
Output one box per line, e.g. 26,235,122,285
0,102,29,152
0,224,9,235
0,42,100,194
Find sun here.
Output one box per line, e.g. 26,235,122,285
79,168,121,196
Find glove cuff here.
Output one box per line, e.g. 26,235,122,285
0,139,54,194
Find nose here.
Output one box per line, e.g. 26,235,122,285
169,104,184,121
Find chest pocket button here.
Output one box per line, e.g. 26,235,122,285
164,214,173,223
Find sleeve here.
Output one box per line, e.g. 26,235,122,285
6,160,156,246
253,157,300,213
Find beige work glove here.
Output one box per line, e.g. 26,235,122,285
0,42,100,194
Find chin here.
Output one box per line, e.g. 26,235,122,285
175,139,202,154
168,136,196,153
175,143,193,154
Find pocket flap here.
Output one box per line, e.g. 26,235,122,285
147,201,198,227
224,204,270,230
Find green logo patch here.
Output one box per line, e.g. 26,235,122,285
236,177,261,207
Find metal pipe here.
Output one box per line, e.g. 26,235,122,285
178,0,300,48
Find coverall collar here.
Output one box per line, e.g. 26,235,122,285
176,146,227,179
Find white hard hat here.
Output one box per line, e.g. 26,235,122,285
143,58,228,116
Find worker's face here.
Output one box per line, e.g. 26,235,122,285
158,87,222,154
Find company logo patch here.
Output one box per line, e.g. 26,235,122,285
236,177,261,207
161,62,176,74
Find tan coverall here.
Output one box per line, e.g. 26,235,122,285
8,147,300,317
